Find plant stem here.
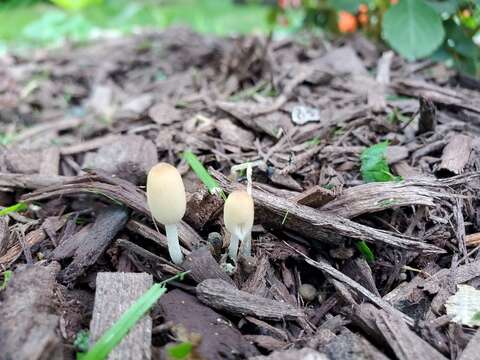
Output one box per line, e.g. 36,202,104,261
228,233,239,261
165,223,183,265
240,232,251,257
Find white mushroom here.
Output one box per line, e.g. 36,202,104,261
223,190,254,261
146,163,186,265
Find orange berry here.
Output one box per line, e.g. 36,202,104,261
359,4,368,14
358,13,369,26
338,11,357,33
462,9,471,18
390,0,398,4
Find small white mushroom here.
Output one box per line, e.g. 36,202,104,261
223,190,254,261
146,163,186,265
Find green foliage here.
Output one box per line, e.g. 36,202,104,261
355,240,375,262
473,311,480,321
0,270,13,290
83,271,189,360
51,0,102,11
183,150,225,200
167,342,193,359
0,202,28,216
360,142,399,183
383,0,445,60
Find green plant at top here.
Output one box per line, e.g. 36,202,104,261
272,0,480,75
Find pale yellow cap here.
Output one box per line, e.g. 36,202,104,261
146,163,186,225
224,190,254,239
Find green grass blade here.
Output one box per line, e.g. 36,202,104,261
167,342,193,359
83,271,189,360
183,150,225,200
0,202,28,216
355,241,375,263
0,270,12,290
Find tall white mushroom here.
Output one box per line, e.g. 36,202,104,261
146,163,186,265
224,190,254,261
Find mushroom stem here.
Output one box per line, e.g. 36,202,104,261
240,232,252,257
228,233,240,261
165,223,183,265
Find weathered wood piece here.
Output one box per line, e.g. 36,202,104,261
0,216,10,257
321,330,390,360
466,232,480,247
159,289,258,360
212,170,444,254
53,205,129,284
182,247,234,285
459,329,480,360
417,97,437,135
0,216,68,268
436,134,473,176
373,308,447,360
302,254,413,325
320,180,443,219
0,173,75,189
90,272,153,360
250,348,328,360
0,262,64,360
196,279,304,321
290,185,336,208
39,147,61,176
22,173,202,249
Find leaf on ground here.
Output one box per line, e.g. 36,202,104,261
360,142,399,183
382,0,445,60
446,285,480,327
167,342,193,359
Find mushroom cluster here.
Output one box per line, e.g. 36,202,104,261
146,162,254,265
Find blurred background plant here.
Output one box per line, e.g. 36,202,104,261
270,0,480,75
0,0,479,76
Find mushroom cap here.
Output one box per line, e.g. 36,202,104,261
147,163,186,225
224,190,254,239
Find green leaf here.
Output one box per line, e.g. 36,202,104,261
183,151,225,200
355,241,375,262
473,311,480,321
50,0,103,11
83,271,189,360
167,342,193,359
360,142,399,183
383,0,445,60
0,270,12,290
0,202,28,216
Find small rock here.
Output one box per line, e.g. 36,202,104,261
299,284,317,302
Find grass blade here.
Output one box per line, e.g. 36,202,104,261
0,202,28,216
0,270,12,290
83,271,189,360
183,150,225,200
356,240,375,263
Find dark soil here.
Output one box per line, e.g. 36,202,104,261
0,26,480,360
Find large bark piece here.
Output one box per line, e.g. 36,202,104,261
0,262,64,360
53,205,129,284
212,170,444,254
159,289,258,360
90,272,153,360
437,134,473,176
196,279,304,321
